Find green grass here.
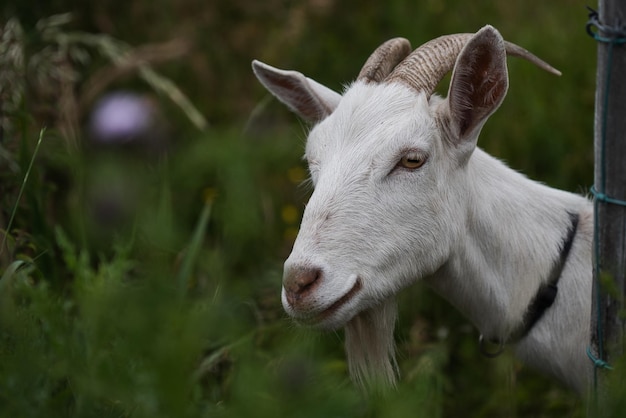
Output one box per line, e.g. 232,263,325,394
0,127,588,418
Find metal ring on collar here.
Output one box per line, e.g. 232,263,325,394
479,334,505,358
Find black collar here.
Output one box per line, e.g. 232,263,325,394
480,212,580,357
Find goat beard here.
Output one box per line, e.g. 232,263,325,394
344,297,398,389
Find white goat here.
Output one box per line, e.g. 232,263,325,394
252,25,592,393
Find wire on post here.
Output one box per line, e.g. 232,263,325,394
585,6,626,386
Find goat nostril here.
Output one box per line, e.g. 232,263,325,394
284,266,322,304
295,269,319,290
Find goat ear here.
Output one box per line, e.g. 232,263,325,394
447,25,509,144
252,60,341,123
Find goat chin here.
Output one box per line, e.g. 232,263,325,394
344,298,399,388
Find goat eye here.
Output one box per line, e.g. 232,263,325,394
399,153,426,170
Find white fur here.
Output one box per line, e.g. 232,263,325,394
252,28,592,393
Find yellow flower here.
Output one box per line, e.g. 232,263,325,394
287,166,307,184
281,204,299,224
202,187,218,204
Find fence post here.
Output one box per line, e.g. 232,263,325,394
588,0,626,410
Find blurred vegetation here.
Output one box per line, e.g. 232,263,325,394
0,0,603,416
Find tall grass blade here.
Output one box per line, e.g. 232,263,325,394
0,128,45,257
0,260,26,293
177,190,216,295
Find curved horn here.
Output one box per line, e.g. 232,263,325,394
357,37,412,83
385,29,561,95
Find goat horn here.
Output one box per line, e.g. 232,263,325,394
385,31,561,95
358,37,412,83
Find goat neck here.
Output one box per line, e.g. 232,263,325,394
425,148,592,392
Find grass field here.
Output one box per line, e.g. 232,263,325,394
0,1,611,416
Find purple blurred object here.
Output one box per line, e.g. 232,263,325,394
90,92,154,143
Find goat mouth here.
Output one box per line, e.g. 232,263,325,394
311,277,362,325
